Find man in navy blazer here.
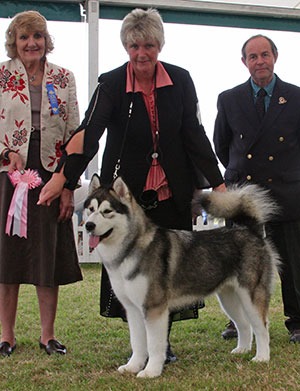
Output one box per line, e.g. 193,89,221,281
214,34,300,343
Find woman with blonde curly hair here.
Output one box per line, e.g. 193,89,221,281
0,10,82,357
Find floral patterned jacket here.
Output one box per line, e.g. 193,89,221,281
0,57,79,172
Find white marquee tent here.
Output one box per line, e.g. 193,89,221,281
2,0,300,97
2,0,300,176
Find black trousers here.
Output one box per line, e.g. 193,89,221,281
265,221,300,331
145,197,192,230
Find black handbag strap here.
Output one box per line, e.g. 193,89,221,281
113,97,134,180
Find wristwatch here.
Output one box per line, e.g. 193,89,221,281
3,149,14,161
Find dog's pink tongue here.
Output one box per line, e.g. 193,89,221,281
89,234,100,248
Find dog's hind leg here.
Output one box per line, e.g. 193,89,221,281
118,304,148,374
237,289,270,362
217,286,253,354
136,308,169,378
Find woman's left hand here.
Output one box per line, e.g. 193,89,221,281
37,172,66,206
58,188,74,221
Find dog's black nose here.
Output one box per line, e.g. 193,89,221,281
86,221,96,232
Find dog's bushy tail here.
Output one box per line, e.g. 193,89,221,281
193,184,279,234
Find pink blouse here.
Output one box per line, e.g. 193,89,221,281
126,61,173,201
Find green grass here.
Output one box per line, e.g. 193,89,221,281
0,264,299,391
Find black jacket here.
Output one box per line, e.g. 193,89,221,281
64,62,223,211
214,76,300,221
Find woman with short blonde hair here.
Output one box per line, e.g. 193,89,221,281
120,8,165,51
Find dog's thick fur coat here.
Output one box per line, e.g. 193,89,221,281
84,176,280,378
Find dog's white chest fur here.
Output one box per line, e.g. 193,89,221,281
99,247,149,309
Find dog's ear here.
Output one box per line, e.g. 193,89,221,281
89,173,101,195
113,177,131,201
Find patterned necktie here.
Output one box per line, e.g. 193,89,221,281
255,88,267,121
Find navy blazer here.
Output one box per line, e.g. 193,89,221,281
69,62,223,211
214,76,300,221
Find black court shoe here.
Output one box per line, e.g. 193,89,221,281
165,340,177,364
0,340,16,357
221,321,238,340
39,338,67,355
290,330,300,343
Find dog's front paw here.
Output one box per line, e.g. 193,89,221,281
251,354,269,362
137,367,162,378
118,358,146,374
118,363,139,374
231,346,251,355
136,359,164,378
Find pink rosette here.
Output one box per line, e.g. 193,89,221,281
6,169,42,238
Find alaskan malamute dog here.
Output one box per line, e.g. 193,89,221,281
84,175,279,378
